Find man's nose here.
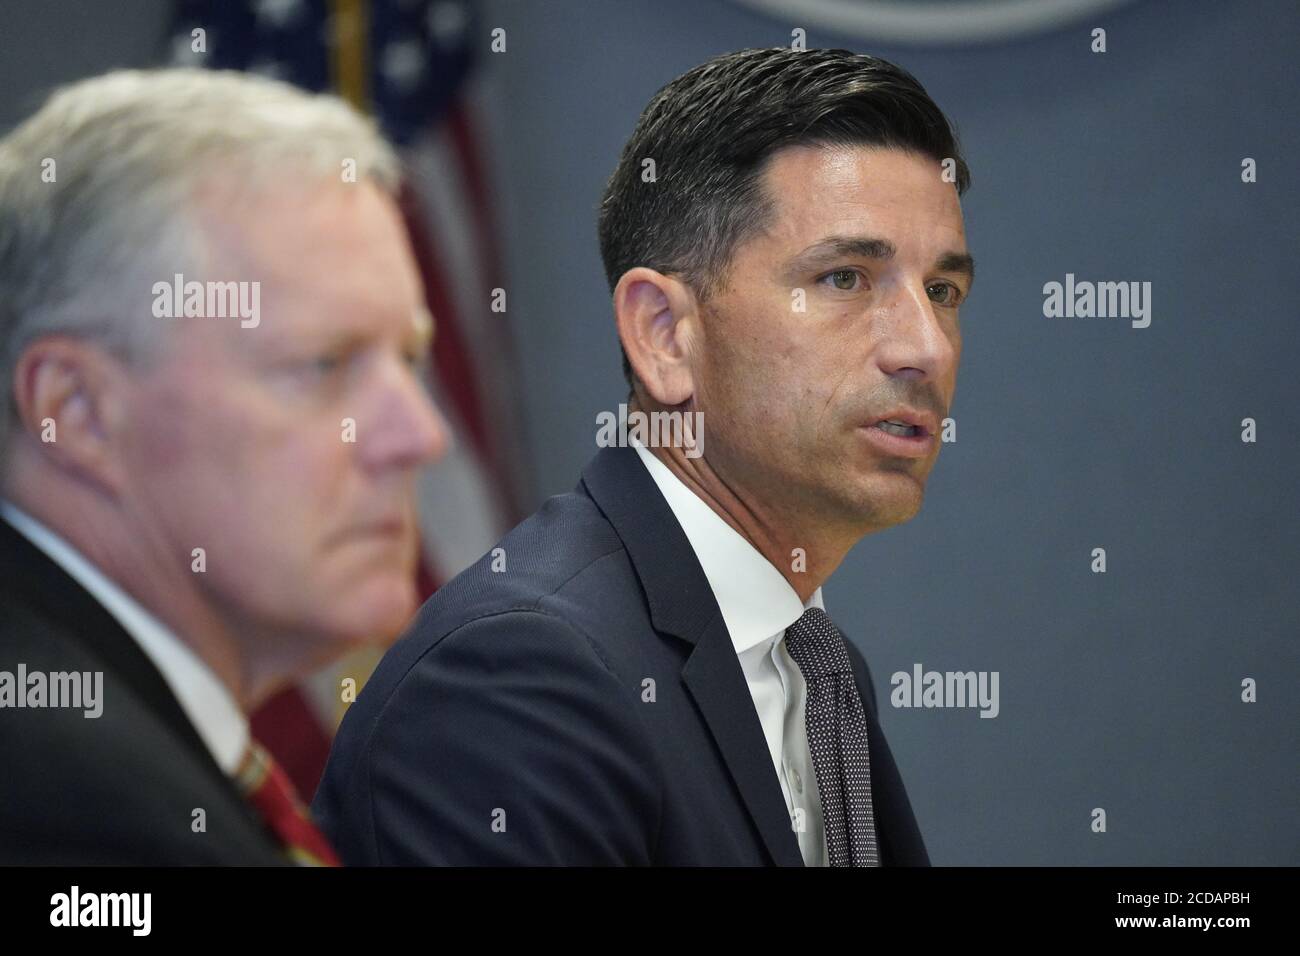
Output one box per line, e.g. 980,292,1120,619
872,284,958,382
361,359,452,471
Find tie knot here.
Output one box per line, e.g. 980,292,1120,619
237,740,341,867
784,607,853,678
236,740,284,798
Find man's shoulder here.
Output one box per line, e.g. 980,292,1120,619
418,488,634,637
359,487,643,690
0,601,281,864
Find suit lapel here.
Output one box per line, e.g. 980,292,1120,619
681,614,805,865
581,446,804,866
0,516,235,793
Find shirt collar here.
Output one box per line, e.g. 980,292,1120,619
0,500,249,774
631,442,824,655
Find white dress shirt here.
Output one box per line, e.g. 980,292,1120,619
631,443,829,866
1,501,248,775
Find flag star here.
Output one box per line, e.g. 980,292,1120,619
253,0,303,30
381,38,426,92
248,59,288,81
427,1,468,47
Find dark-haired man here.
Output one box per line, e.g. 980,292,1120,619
316,48,974,866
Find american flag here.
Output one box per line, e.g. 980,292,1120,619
166,0,527,798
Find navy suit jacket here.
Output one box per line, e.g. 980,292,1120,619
314,445,929,865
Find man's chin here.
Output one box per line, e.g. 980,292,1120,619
843,476,926,529
324,576,421,647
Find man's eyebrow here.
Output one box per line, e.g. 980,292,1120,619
936,250,976,284
787,236,897,269
785,235,976,284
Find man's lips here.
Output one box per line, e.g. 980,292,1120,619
362,519,407,536
864,407,940,436
334,517,411,543
860,407,941,458
859,423,934,458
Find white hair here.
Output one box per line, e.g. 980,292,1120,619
0,67,402,467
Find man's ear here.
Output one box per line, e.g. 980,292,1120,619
10,336,131,493
614,267,699,407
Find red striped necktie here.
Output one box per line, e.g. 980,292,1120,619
236,740,341,867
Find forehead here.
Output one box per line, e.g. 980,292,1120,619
754,144,966,254
188,178,423,345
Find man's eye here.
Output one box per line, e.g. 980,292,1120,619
928,282,964,307
819,269,863,292
302,354,346,378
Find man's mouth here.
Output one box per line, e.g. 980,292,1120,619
872,419,923,438
859,408,939,458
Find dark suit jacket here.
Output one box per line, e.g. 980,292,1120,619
0,517,288,864
315,445,929,865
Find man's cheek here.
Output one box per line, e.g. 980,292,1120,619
155,399,264,479
127,389,217,473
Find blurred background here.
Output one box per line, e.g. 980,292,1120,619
1,0,1295,865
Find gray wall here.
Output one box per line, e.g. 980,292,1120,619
3,0,1296,864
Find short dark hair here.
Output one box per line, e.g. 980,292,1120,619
597,47,971,387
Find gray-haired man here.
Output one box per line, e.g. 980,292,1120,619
0,68,448,864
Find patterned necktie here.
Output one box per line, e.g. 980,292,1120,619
236,740,341,867
784,607,880,866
